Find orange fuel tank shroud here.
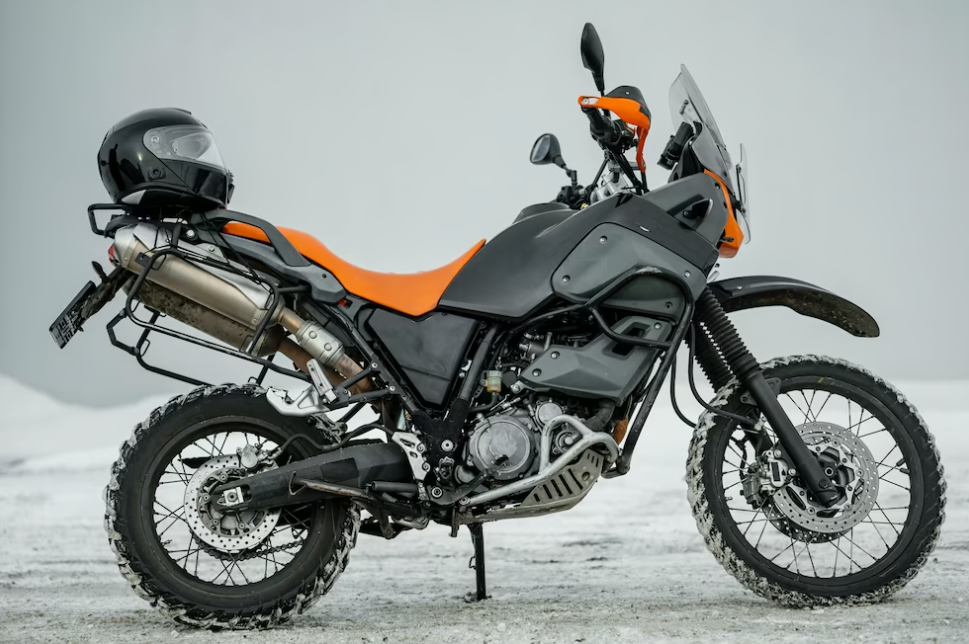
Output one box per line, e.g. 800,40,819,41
222,223,485,317
704,170,744,258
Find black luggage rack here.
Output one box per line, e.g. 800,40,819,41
88,203,311,390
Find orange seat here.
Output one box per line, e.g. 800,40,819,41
222,223,485,317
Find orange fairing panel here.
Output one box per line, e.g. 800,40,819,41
704,170,744,258
222,223,486,317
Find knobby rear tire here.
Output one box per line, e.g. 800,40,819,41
686,355,946,607
102,383,361,630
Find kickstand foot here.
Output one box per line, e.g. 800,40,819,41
463,523,489,602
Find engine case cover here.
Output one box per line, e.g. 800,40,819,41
468,413,536,480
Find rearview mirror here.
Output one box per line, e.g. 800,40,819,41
530,133,565,167
580,23,605,94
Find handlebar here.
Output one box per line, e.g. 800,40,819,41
582,107,623,146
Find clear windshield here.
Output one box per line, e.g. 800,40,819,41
668,64,750,240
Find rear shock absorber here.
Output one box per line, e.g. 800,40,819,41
694,288,840,507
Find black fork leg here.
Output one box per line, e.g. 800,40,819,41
695,289,839,507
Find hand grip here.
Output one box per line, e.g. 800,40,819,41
583,107,619,145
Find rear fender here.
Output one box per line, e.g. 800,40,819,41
708,276,880,338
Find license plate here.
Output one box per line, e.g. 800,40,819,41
49,281,97,349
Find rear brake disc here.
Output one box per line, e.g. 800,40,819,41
182,454,281,553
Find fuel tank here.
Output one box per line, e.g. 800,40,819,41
438,174,728,320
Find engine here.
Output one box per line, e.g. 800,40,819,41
465,411,536,481
455,399,589,485
453,322,625,487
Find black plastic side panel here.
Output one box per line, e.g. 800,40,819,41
603,275,686,319
223,236,347,304
640,173,731,245
365,309,479,407
709,276,881,338
554,223,709,303
440,189,721,320
519,315,672,403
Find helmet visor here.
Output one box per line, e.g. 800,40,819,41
144,125,226,170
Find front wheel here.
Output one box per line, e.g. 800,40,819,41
103,383,361,630
686,355,946,606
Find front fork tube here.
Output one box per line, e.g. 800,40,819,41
743,371,839,506
693,288,838,507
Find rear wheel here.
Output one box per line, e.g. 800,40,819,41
686,355,946,606
103,383,360,630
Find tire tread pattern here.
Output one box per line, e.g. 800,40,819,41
685,355,946,607
102,383,361,630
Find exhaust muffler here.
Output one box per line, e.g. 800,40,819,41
112,224,370,391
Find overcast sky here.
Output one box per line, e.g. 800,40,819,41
1,0,967,407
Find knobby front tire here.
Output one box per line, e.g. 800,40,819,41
686,355,946,607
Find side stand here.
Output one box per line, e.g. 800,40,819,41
464,523,490,602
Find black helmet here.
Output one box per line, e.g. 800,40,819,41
97,107,234,209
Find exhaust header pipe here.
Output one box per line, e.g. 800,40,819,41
112,224,370,391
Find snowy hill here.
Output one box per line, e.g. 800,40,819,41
2,372,966,475
0,375,176,472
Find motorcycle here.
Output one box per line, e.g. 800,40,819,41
51,23,945,630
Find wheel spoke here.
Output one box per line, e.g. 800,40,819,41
858,427,887,440
812,392,833,420
879,461,909,478
150,428,318,588
864,517,892,550
804,542,818,577
718,380,917,581
876,444,900,468
785,393,812,425
878,477,910,493
843,529,878,562
786,537,802,574
832,536,841,577
202,435,222,457
754,516,770,550
162,468,191,485
769,540,796,564
830,536,863,572
873,502,904,537
218,431,231,455
847,407,879,435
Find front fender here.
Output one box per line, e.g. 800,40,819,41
708,276,880,338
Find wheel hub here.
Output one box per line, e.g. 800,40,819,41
770,421,880,534
182,454,280,553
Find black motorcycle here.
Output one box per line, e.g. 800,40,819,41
52,23,945,630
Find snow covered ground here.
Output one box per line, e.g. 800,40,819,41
1,374,967,644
